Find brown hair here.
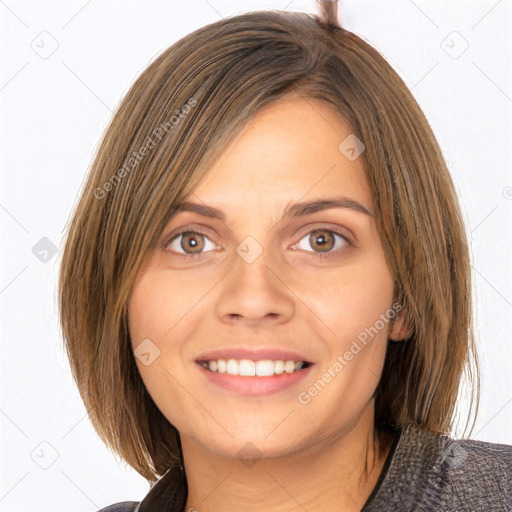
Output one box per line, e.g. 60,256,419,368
58,10,480,481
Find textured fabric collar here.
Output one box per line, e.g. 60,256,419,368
135,465,187,512
363,423,512,510
132,424,512,511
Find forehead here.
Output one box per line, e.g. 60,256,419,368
185,95,372,217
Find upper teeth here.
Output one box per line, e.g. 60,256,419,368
202,359,306,376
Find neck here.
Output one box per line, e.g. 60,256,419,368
182,407,395,512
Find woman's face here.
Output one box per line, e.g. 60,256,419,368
128,94,405,460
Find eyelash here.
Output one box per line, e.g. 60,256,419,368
162,227,351,260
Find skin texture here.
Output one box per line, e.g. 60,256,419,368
128,93,409,511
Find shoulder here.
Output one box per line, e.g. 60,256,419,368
454,435,512,469
365,424,512,511
95,465,187,511
97,501,139,512
446,435,512,505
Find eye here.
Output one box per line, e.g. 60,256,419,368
292,229,349,257
165,230,218,256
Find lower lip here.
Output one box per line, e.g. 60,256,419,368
196,363,313,396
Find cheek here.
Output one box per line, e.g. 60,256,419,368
292,247,394,413
127,277,177,392
127,267,225,417
128,270,198,344
127,278,189,432
292,253,394,349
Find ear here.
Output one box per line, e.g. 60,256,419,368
389,313,410,342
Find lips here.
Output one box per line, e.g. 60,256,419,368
194,346,314,396
194,347,312,363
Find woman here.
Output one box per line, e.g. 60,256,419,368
58,2,512,511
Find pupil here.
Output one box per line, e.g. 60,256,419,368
183,233,203,253
311,231,333,252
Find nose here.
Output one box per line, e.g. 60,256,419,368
214,248,295,326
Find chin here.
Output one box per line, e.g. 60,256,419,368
191,431,308,463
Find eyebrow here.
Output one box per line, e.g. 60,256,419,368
173,197,374,223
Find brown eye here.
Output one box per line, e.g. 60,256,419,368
166,231,216,255
309,230,335,252
294,229,348,255
181,232,204,253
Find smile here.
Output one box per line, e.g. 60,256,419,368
196,358,314,396
197,358,312,377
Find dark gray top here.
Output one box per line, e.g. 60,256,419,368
98,423,512,511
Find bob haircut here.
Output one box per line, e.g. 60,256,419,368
58,10,480,481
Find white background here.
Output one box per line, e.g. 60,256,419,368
1,1,511,510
